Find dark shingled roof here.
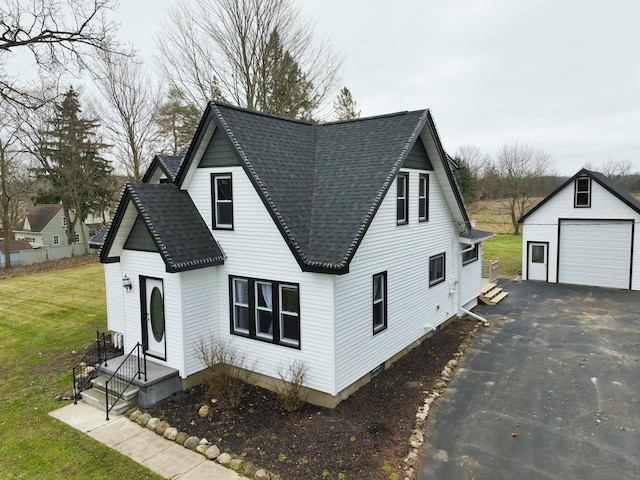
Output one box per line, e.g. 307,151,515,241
15,204,62,232
141,155,184,183
519,168,640,223
188,103,442,272
101,183,224,272
0,239,32,252
89,224,109,249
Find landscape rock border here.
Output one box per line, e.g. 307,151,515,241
400,318,493,480
128,317,494,480
126,408,269,480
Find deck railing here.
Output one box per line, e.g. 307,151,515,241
482,259,500,283
104,343,147,420
72,331,107,402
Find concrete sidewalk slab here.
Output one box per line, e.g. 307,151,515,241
50,401,242,480
88,417,145,447
49,401,113,432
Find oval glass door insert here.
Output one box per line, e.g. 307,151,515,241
150,286,164,342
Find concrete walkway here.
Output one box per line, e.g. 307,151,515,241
50,401,241,480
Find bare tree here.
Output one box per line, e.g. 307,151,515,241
93,52,159,180
495,142,553,234
0,105,32,267
455,144,487,177
0,0,122,108
157,0,341,118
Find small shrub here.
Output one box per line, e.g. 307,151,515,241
273,359,308,412
195,334,257,408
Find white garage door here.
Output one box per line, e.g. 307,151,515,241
558,220,632,289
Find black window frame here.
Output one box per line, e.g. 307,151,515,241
396,172,409,225
418,173,429,222
211,173,234,229
229,275,300,349
429,252,446,287
462,244,479,265
372,271,387,334
574,177,591,208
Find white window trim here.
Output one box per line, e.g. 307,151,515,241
429,252,446,287
574,177,591,207
233,278,250,334
213,174,233,229
419,174,428,222
255,281,274,340
372,272,387,334
396,173,408,225
279,284,300,347
52,235,60,245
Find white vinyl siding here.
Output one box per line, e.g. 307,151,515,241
116,250,185,374
333,167,459,393
105,262,125,335
521,178,640,290
187,165,335,393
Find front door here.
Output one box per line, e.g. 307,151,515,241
527,242,548,281
142,277,166,359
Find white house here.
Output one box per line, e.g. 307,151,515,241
519,168,640,290
98,102,492,407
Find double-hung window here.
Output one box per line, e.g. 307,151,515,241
256,282,273,339
396,173,408,225
429,253,446,287
279,285,300,346
419,174,429,222
462,244,479,265
212,173,233,229
232,278,250,333
574,177,591,207
230,276,300,348
372,272,387,334
53,235,60,245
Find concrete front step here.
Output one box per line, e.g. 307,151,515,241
80,388,131,416
91,375,139,403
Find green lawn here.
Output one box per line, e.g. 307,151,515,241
483,234,522,276
0,262,161,480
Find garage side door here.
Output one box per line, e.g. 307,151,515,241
558,220,632,289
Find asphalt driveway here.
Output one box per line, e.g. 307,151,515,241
419,279,640,480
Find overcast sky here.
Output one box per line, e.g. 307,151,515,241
116,0,640,175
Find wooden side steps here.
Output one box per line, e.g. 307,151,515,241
479,282,509,306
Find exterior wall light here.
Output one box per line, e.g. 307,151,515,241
122,275,132,293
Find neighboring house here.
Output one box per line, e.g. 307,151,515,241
519,168,640,290
99,102,493,407
0,239,32,267
14,204,90,247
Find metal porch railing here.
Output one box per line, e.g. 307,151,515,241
72,331,107,402
104,343,147,420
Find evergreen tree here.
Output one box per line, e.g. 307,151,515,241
34,88,112,252
452,156,477,203
260,30,318,120
334,87,360,120
154,88,201,155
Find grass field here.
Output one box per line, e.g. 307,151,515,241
467,199,525,276
0,262,160,480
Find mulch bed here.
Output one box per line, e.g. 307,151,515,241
146,317,479,479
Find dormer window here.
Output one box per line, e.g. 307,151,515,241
574,177,591,207
212,173,233,229
396,173,408,225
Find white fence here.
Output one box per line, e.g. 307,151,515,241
0,243,88,268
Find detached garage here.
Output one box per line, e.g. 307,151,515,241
519,169,640,291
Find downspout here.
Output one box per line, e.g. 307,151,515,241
458,241,490,324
